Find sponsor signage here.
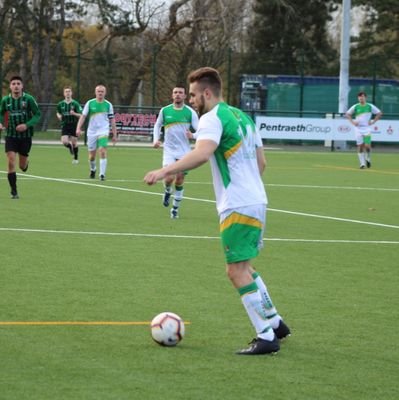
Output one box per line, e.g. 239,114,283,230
114,112,157,135
256,116,399,142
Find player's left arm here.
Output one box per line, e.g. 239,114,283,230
370,110,383,125
25,96,41,128
110,117,118,143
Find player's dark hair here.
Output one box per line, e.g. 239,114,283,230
174,84,186,92
187,67,222,97
358,91,367,97
9,75,23,83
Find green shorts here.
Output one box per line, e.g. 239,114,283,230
363,134,371,145
219,206,265,264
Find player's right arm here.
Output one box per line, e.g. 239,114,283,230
0,98,5,129
152,109,163,148
345,106,358,126
76,102,89,136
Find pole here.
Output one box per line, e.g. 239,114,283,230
372,58,377,104
338,0,351,115
227,47,232,104
299,50,305,117
76,42,81,101
0,37,3,97
336,0,351,151
151,46,158,107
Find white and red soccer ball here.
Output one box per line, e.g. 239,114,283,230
151,312,185,346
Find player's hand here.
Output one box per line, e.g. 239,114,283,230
153,141,161,148
16,124,27,132
186,130,194,140
144,169,165,185
0,123,4,130
76,129,81,137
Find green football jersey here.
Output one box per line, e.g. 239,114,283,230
56,99,82,127
0,92,41,138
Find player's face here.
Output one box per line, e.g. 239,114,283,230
358,94,367,104
10,80,23,96
64,88,72,99
172,87,186,106
95,86,106,100
189,82,207,116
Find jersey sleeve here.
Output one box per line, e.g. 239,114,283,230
371,104,381,114
82,101,90,117
25,96,41,128
152,108,164,143
195,112,223,145
190,108,199,131
108,102,115,119
74,100,83,113
346,105,355,115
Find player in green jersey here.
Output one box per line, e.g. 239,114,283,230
56,86,82,164
346,92,382,169
0,76,41,199
152,86,199,219
76,85,117,181
145,67,290,355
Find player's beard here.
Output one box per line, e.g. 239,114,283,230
197,94,206,116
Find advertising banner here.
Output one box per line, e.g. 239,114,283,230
114,111,157,136
256,116,399,142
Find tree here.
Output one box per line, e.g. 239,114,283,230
350,0,399,78
247,0,339,76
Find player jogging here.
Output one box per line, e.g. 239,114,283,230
0,75,41,199
56,86,82,164
152,86,199,219
76,85,117,181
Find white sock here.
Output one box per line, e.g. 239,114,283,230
90,160,96,171
100,158,107,176
365,151,371,162
358,152,365,166
173,188,184,209
252,272,281,329
239,282,274,340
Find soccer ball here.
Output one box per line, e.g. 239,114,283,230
151,312,185,346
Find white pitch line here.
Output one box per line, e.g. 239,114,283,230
269,208,399,229
0,227,398,244
1,171,398,228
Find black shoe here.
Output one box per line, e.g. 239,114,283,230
11,190,19,199
21,162,29,172
236,335,280,355
163,191,171,207
90,170,96,179
273,320,291,340
366,160,371,168
360,165,365,169
100,175,105,181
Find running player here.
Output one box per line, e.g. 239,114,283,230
152,85,199,219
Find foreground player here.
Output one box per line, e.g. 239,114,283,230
152,86,199,218
0,75,41,199
144,67,290,355
346,92,382,169
56,86,82,164
76,85,117,181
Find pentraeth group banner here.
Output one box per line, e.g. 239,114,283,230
255,116,399,142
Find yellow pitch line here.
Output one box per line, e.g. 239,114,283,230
0,321,190,326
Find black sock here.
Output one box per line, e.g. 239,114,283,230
8,172,17,193
73,146,79,160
